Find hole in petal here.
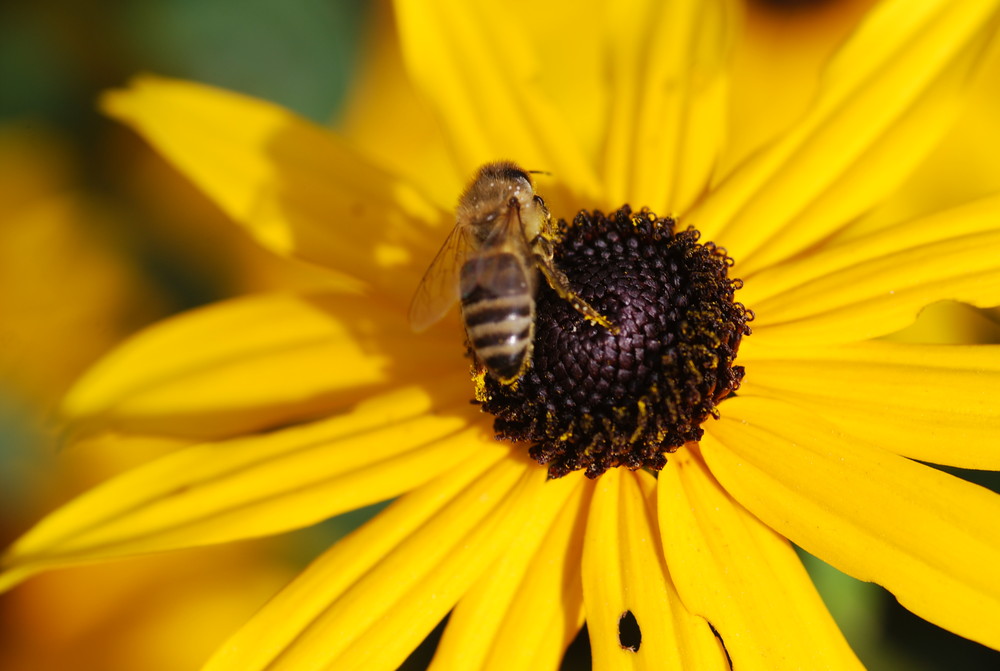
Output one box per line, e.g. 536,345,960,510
618,610,641,652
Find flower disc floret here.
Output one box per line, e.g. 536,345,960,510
479,206,752,478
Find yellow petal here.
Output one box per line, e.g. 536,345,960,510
204,451,544,671
740,340,1000,468
741,196,1000,344
690,0,1000,271
101,75,446,303
658,448,864,671
741,192,1000,303
582,469,727,671
392,0,602,201
883,299,1000,345
704,395,1000,650
338,0,464,211
831,37,1000,243
342,0,613,213
603,0,738,214
429,473,588,671
1,386,489,592
62,291,464,440
519,0,610,182
721,1,874,176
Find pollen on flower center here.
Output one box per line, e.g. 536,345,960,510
477,206,752,478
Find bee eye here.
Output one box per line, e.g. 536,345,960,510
498,164,532,184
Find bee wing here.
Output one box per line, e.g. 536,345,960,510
462,207,533,295
409,222,477,332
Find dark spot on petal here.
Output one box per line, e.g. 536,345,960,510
618,610,641,652
751,0,837,13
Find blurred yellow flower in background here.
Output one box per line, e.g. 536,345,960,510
0,123,305,670
0,125,158,406
4,0,1000,669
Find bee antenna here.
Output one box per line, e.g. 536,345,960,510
527,169,552,177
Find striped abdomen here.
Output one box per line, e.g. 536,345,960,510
460,252,536,384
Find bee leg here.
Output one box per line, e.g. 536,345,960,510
534,254,619,334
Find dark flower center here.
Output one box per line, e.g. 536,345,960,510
476,206,752,478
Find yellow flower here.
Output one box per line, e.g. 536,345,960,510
0,125,161,405
5,1,1000,669
0,124,296,671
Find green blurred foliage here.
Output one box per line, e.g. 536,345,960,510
0,0,367,124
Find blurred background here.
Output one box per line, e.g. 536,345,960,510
0,0,998,669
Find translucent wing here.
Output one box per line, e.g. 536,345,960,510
408,222,477,332
462,208,534,298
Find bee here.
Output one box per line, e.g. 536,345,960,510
409,161,615,385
